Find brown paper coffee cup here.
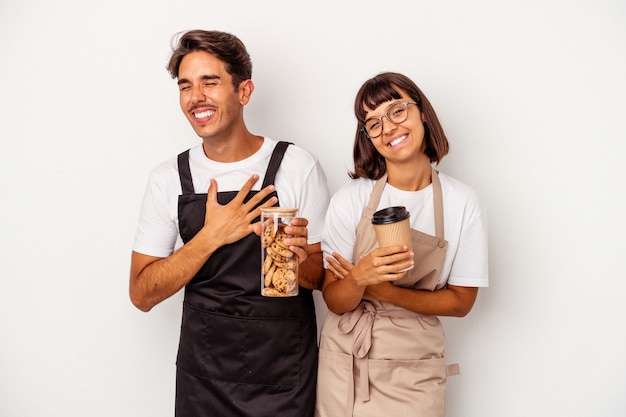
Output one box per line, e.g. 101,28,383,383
372,206,413,272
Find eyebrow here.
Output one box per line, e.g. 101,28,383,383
364,100,404,120
177,74,220,86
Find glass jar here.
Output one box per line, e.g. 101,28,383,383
260,207,299,297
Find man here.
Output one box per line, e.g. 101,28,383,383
129,30,330,417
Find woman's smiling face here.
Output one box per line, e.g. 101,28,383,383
363,89,426,164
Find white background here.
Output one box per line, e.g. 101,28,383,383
1,1,625,416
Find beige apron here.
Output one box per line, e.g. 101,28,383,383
316,168,458,417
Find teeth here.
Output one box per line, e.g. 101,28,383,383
390,135,407,146
194,110,213,119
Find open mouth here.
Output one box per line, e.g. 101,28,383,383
389,135,407,147
193,109,215,121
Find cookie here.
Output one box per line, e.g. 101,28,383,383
272,267,297,293
274,231,290,247
273,257,298,270
262,287,284,297
262,221,276,248
270,241,294,258
263,251,274,274
266,245,290,264
264,263,277,287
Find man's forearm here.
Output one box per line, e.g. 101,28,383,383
130,235,220,311
297,249,324,291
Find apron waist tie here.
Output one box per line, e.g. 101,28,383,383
338,301,422,417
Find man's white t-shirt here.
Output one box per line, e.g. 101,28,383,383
322,172,489,289
133,137,330,258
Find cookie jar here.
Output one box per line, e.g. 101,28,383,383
260,207,299,297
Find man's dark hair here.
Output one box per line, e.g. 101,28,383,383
166,30,252,91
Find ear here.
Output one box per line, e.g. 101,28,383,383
239,80,254,105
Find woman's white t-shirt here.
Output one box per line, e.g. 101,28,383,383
322,172,489,289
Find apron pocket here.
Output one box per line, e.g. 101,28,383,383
366,357,447,416
177,302,301,387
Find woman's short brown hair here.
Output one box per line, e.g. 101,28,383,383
350,72,449,180
166,30,252,91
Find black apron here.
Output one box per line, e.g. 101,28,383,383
174,142,317,417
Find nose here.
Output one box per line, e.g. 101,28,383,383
381,115,397,135
191,84,206,103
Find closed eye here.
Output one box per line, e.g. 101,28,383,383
391,107,406,117
366,120,380,131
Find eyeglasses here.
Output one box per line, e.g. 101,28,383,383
363,101,418,139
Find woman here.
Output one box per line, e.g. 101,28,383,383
315,72,489,417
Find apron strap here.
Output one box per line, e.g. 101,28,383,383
177,149,194,195
262,141,292,187
431,168,444,240
446,363,460,376
339,300,424,410
361,173,388,222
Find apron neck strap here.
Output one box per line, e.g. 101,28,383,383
262,141,292,188
177,149,194,195
361,172,388,221
431,168,444,239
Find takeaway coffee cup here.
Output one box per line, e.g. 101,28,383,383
371,206,414,272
